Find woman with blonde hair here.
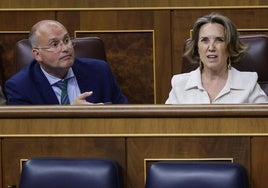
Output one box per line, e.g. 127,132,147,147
166,12,268,104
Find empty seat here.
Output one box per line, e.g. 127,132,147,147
19,158,123,188
145,162,249,188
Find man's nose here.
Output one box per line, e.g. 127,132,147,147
60,42,71,51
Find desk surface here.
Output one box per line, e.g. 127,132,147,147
0,104,268,117
0,104,268,136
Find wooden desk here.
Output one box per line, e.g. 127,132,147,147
0,104,267,188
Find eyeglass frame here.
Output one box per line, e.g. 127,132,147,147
33,36,75,52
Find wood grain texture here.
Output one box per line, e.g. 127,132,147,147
0,105,267,188
251,137,268,188
127,137,250,188
0,141,2,188
0,11,55,84
58,10,171,103
2,137,126,188
76,32,154,104
0,0,265,8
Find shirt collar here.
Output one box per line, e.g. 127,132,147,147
228,67,245,90
184,67,245,90
40,67,75,86
184,68,204,91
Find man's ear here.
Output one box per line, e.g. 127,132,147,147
32,49,42,61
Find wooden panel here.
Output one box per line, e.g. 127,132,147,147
127,137,250,188
172,8,268,75
153,11,172,104
0,105,267,188
0,33,29,84
76,32,154,104
0,11,55,84
58,11,158,32
1,105,268,135
0,139,2,188
0,11,55,30
0,0,265,8
58,10,171,104
2,137,126,188
251,137,268,188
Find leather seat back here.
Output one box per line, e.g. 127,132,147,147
14,37,107,73
145,162,249,188
19,158,123,188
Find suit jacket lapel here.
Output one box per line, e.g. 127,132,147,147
72,60,89,93
32,62,59,104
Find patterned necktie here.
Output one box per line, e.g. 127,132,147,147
55,79,70,105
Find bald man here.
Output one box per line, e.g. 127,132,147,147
5,20,127,105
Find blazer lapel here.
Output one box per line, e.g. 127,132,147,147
72,60,90,93
32,63,59,104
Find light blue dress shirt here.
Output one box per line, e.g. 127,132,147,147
41,67,81,104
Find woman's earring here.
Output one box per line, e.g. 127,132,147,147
227,57,232,70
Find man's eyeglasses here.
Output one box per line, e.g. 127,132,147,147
34,37,74,52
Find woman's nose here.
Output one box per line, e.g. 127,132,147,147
208,42,215,51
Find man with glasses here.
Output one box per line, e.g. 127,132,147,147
5,20,128,105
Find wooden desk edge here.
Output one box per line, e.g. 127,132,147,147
0,104,267,118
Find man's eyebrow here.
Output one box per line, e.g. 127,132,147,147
48,34,70,42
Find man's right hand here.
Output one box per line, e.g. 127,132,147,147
71,91,93,105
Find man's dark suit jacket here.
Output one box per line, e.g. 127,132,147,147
4,58,128,104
